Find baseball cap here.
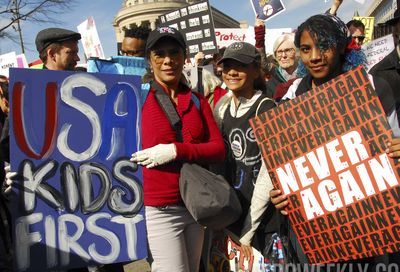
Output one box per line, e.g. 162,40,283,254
217,42,260,65
35,28,81,53
145,26,186,52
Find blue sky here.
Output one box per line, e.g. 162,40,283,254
0,0,372,63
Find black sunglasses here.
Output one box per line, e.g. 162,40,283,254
353,35,365,41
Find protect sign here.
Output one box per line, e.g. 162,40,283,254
215,28,248,49
9,68,146,271
250,67,400,264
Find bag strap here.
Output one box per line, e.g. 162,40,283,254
255,96,275,117
151,81,183,142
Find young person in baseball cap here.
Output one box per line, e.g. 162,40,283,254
33,27,81,71
130,26,225,272
214,41,278,260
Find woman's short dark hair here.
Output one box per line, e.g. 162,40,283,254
252,61,267,93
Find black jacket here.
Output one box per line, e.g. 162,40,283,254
369,49,400,107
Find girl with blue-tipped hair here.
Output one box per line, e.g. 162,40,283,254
270,13,400,267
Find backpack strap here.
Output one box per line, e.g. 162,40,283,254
140,83,151,107
255,97,275,117
142,82,200,110
146,81,202,142
150,81,183,141
191,92,200,110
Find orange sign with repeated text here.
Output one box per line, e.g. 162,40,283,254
250,67,400,264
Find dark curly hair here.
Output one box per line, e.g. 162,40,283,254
124,26,151,40
295,14,367,76
295,14,348,52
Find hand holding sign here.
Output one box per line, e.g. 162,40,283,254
386,138,400,158
251,68,400,264
3,165,15,195
269,189,288,215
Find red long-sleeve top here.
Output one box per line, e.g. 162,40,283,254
141,84,225,206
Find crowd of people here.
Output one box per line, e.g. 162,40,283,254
1,0,400,271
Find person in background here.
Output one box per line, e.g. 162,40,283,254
33,27,81,71
0,75,11,272
347,19,366,47
251,14,299,101
0,76,8,135
130,26,225,272
369,8,400,266
328,0,343,15
200,67,226,108
370,7,400,113
0,76,9,172
120,26,151,58
329,0,366,47
214,42,280,261
261,54,278,81
266,33,299,99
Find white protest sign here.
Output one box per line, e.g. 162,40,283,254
77,16,105,59
16,54,28,68
183,66,199,91
362,34,394,71
0,51,18,77
215,27,291,55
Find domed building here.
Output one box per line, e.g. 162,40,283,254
113,0,242,44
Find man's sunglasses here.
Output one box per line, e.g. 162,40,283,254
353,35,365,41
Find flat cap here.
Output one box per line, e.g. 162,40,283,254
35,28,81,53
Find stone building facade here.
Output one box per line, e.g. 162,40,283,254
366,0,398,38
113,0,241,43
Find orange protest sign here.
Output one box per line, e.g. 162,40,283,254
250,67,400,264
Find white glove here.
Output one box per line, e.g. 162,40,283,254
130,144,177,169
3,165,16,195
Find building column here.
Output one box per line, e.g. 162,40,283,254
150,20,156,30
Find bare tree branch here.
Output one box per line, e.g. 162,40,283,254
0,0,77,34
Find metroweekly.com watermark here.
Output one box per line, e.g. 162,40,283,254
265,263,400,272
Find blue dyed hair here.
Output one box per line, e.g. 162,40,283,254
294,14,367,77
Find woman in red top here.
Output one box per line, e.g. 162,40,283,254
130,27,225,272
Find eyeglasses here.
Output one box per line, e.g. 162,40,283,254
352,35,365,41
276,48,295,57
119,49,145,57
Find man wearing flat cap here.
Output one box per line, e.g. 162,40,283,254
34,27,81,71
